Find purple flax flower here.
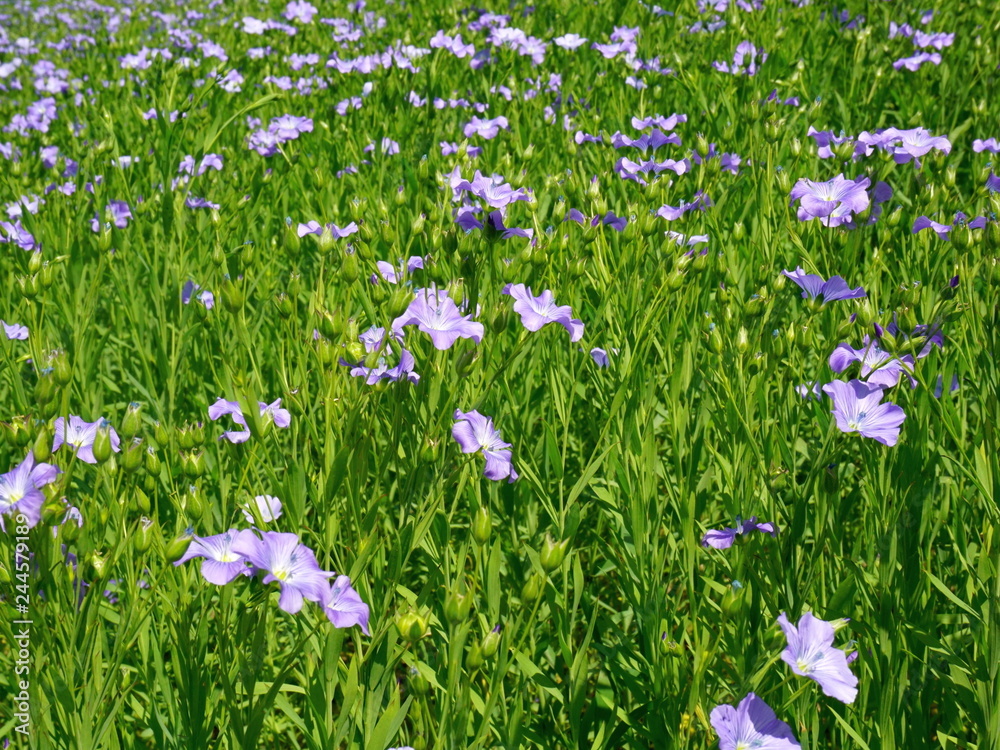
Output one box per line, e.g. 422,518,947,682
880,127,951,163
296,220,359,239
339,326,419,384
174,529,257,585
232,531,333,614
590,347,609,367
391,288,484,350
502,283,584,341
701,516,777,549
452,409,518,482
322,575,371,634
455,170,529,208
830,338,914,388
107,200,132,229
893,52,941,71
554,34,588,50
789,174,870,226
242,495,283,524
53,416,120,464
181,280,215,309
710,693,800,750
988,172,1000,193
822,379,906,446
912,216,952,239
2,320,28,339
0,454,60,531
712,40,766,76
656,191,712,221
208,398,292,443
777,612,859,703
610,129,682,153
781,267,866,304
376,256,424,284
973,138,1000,153
463,116,509,139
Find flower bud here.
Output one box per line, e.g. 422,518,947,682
341,251,359,284
121,402,143,440
705,326,724,355
51,350,72,386
185,484,206,520
455,348,479,378
735,327,750,354
284,219,301,257
122,437,145,472
408,666,431,696
721,581,745,618
32,423,53,463
480,625,502,658
39,261,57,289
659,633,682,657
135,517,155,553
540,535,569,572
395,610,428,642
444,584,473,625
466,644,484,671
521,572,545,603
88,551,107,580
419,437,438,464
388,288,412,319
92,421,114,464
472,506,491,546
221,277,244,313
134,487,151,514
165,532,194,563
274,293,294,319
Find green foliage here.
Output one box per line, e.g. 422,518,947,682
1,0,1000,748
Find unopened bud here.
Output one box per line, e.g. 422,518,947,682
480,625,502,658
472,506,491,545
395,611,428,642
121,402,143,440
165,532,194,563
540,535,568,572
122,437,144,472
92,421,115,464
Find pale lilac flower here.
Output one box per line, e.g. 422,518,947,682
777,612,859,703
590,348,609,367
973,138,1000,153
463,116,509,140
53,416,120,464
502,283,584,341
0,453,60,531
781,267,866,303
376,256,424,284
339,326,419,384
208,398,291,443
553,33,588,50
701,516,777,549
912,216,952,239
455,170,529,208
322,575,371,634
710,693,800,750
391,288,484,350
242,495,283,524
893,52,941,71
829,337,914,388
232,531,333,614
452,409,518,482
712,40,766,76
822,379,906,446
2,320,28,339
988,173,1000,193
789,174,870,226
879,127,951,163
182,280,215,310
174,529,257,585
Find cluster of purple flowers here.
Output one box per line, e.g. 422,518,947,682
789,174,891,228
175,529,370,633
247,114,313,156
